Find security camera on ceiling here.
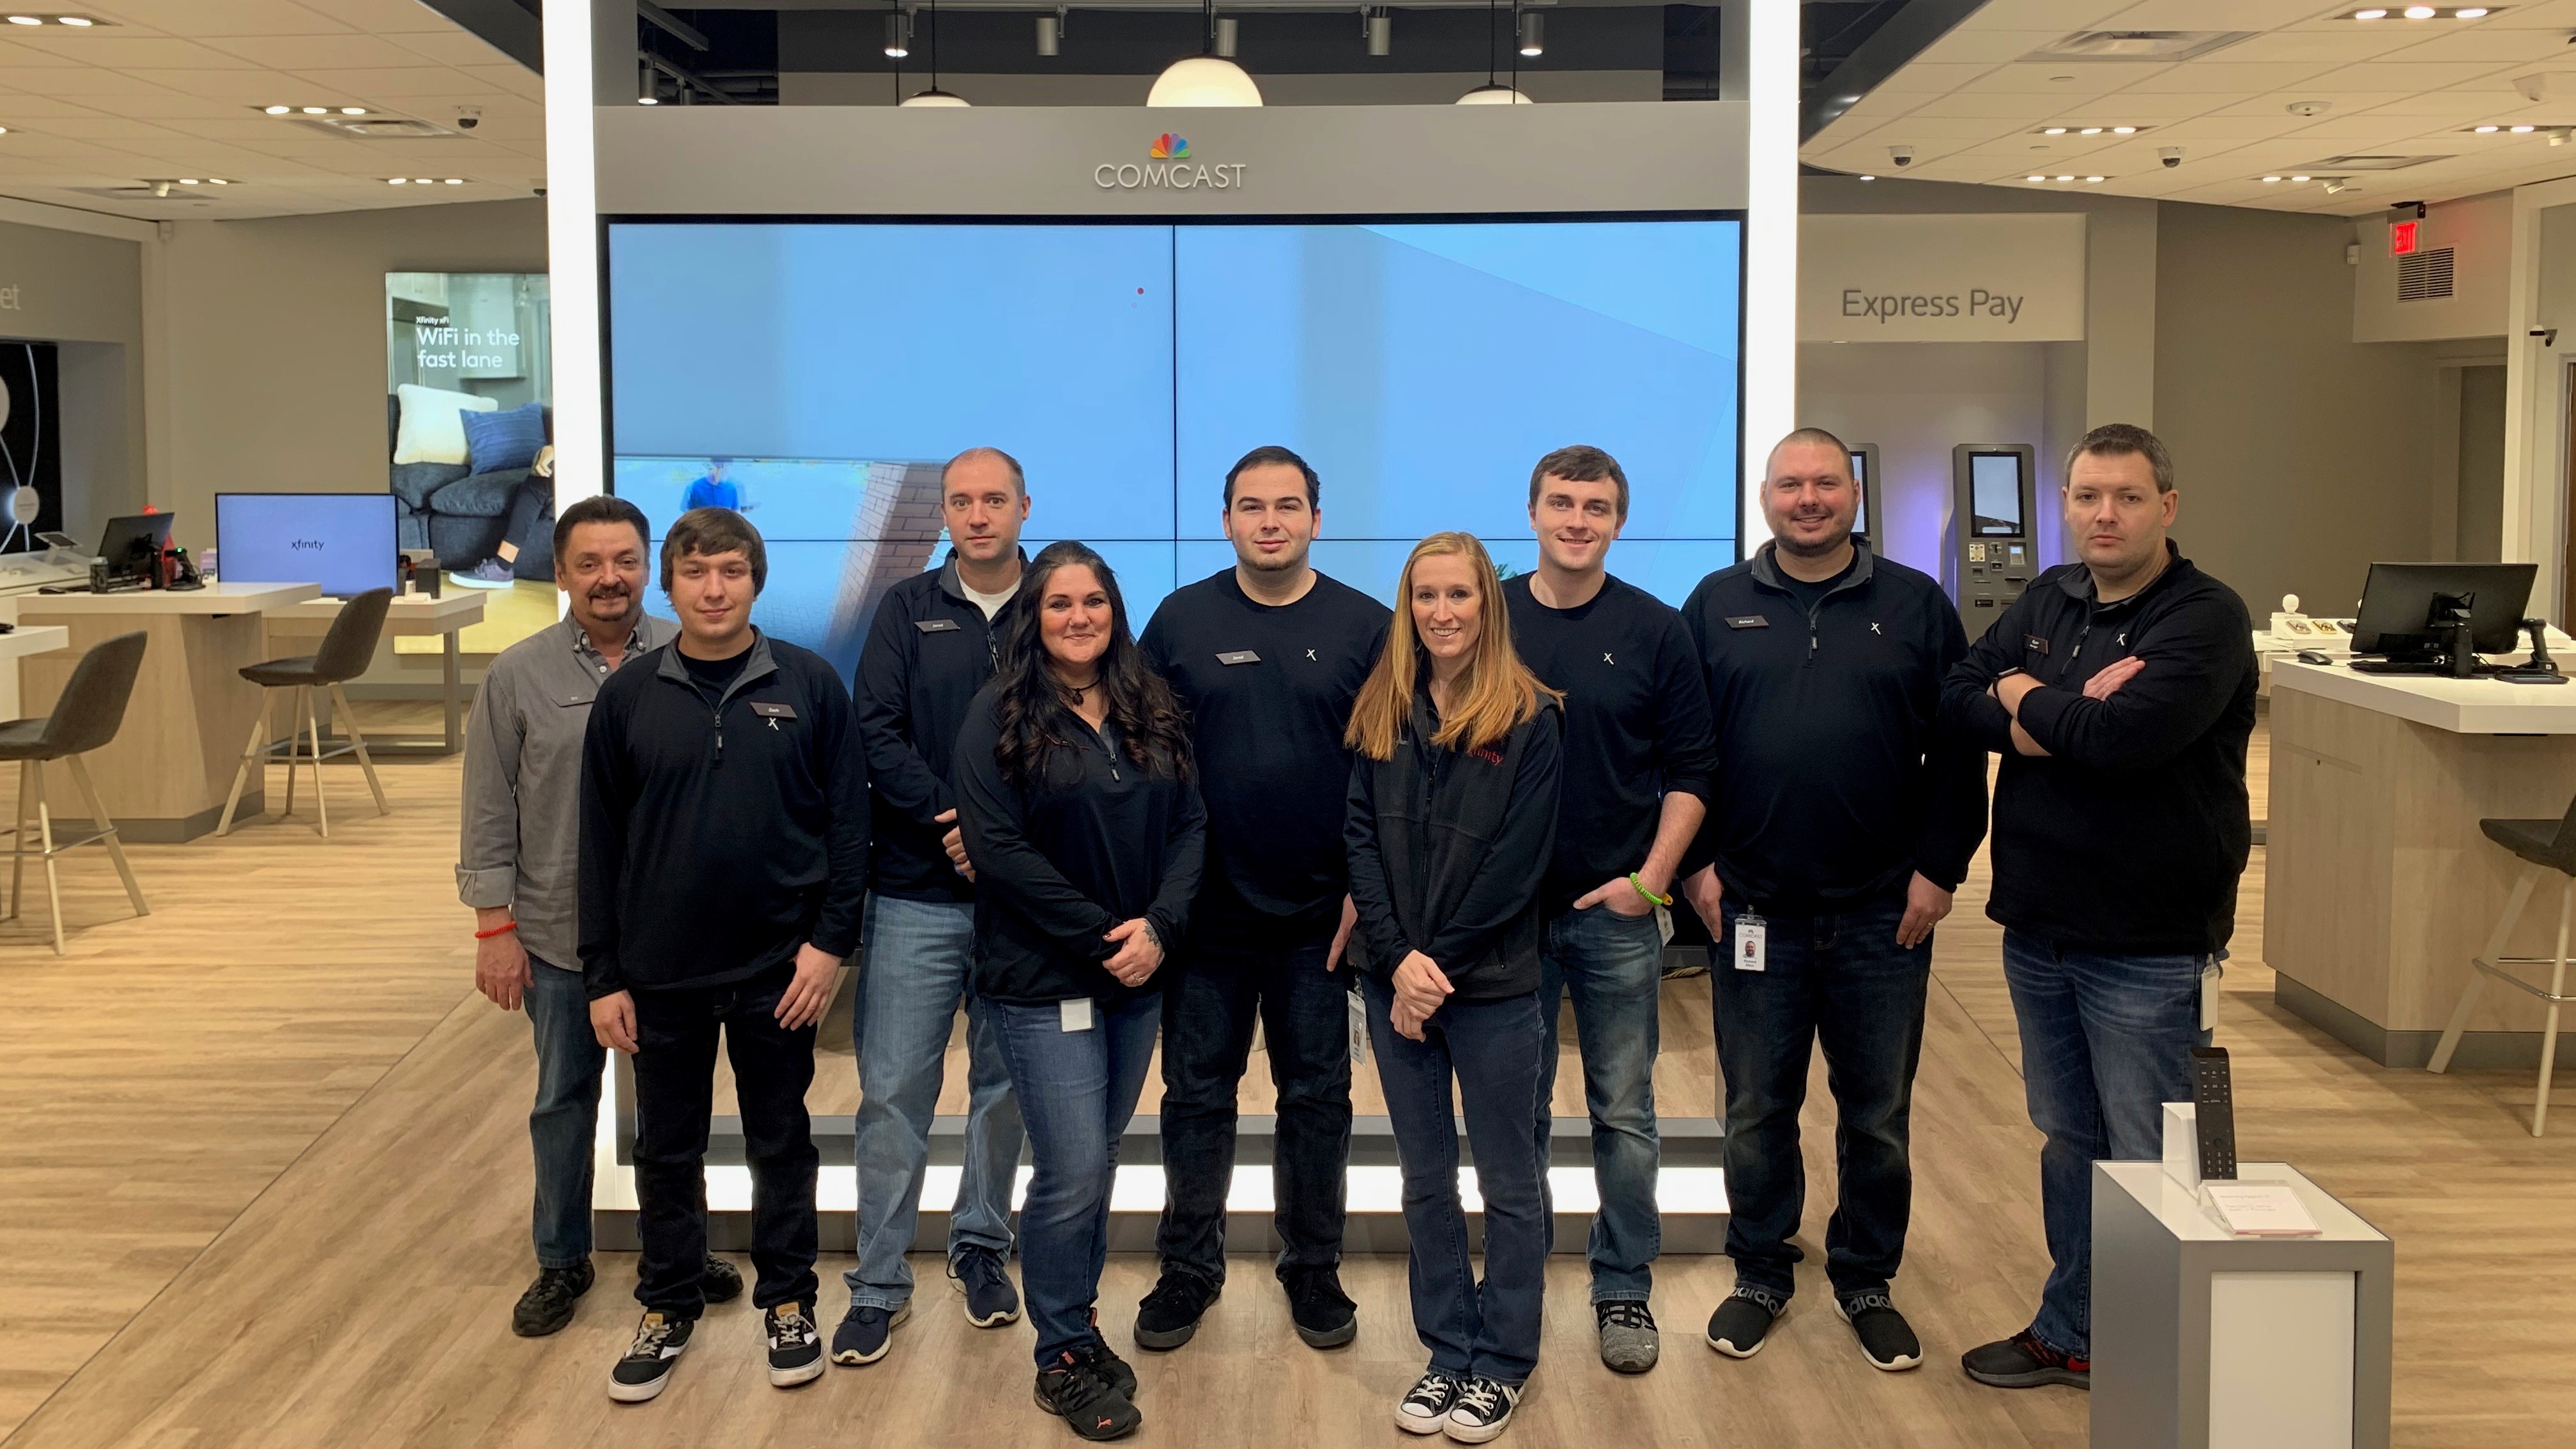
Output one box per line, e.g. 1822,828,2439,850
457,105,482,131
2159,146,2185,169
1889,144,1914,167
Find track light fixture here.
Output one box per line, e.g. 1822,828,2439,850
1367,10,1389,56
1518,10,1543,57
884,10,909,59
1037,12,1059,57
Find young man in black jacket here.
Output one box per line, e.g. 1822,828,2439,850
1940,424,2255,1392
838,446,1032,1366
579,507,870,1404
1680,429,1988,1375
1503,445,1715,1374
1135,446,1388,1354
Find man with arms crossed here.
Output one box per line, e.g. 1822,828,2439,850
1680,429,1986,1374
459,494,743,1335
581,508,870,1402
1133,445,1388,1353
1501,445,1715,1374
1941,424,2254,1391
838,446,1032,1365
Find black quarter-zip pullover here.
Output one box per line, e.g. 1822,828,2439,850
1682,543,1988,916
579,630,870,997
854,550,1023,902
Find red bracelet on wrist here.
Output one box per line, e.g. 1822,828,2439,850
474,920,519,940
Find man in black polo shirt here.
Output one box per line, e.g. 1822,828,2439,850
1942,423,2254,1393
580,507,869,1403
1680,428,1987,1376
1132,445,1388,1354
837,446,1032,1367
1502,443,1715,1374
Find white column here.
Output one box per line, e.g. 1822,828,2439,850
1740,0,1799,551
543,0,606,516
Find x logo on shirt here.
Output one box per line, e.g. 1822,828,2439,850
1306,648,1317,661
1870,622,1883,635
1602,652,1616,666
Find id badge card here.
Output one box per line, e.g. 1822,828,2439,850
1347,990,1369,1066
1061,998,1095,1032
1733,912,1768,972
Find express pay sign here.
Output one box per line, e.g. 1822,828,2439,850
1799,213,2087,343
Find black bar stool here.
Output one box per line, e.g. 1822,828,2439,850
216,587,394,838
2428,792,2576,1135
0,630,152,953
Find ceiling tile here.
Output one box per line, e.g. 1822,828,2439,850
1869,63,2006,95
0,67,174,98
2119,61,2345,93
381,30,514,69
282,65,505,98
2097,1,2329,26
2208,91,2412,116
2142,114,2317,141
2375,29,2576,63
151,67,347,102
87,92,264,119
2202,31,2426,65
2476,0,2576,26
0,95,105,118
200,34,443,70
31,116,194,141
1977,61,2175,93
5,35,263,68
2363,90,2542,117
0,39,86,68
325,0,469,32
87,1,357,37
2298,59,2529,91
1901,92,2069,121
1959,0,2131,28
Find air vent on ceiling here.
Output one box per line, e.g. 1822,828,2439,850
2399,248,2457,302
2023,31,2255,63
2300,155,2440,171
290,115,454,140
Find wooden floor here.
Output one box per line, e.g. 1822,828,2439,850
0,712,2569,1448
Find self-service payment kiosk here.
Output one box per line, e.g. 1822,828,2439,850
1850,444,1882,549
1951,444,2037,618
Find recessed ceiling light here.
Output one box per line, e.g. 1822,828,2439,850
207,177,227,185
2084,175,2103,182
442,177,463,185
2043,126,2068,135
177,178,197,185
301,107,326,115
2027,174,2046,182
413,178,432,185
2262,175,2282,181
2080,126,2104,135
2112,126,2138,134
5,15,39,23
2404,4,2436,15
2475,124,2502,132
2354,5,2388,14
263,105,291,114
340,107,365,116
387,178,407,185
2458,4,2490,13
56,14,91,24
2291,174,2312,181
2513,123,2538,132
2056,174,2074,181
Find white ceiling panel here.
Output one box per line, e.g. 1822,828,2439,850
1901,91,2072,121
2204,30,2430,65
381,30,514,68
1908,30,2072,66
1965,0,2128,27
201,34,447,72
152,68,344,102
2377,30,2576,63
4,36,264,70
2478,0,2576,26
2120,61,2349,93
2099,1,2331,26
284,66,506,98
1869,63,2007,95
89,1,356,38
1977,63,2174,93
2299,60,2527,91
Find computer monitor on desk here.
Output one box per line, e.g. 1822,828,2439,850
215,493,396,599
96,512,174,588
2349,562,2536,673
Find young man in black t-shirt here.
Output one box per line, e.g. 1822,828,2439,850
1133,446,1390,1354
1502,445,1717,1374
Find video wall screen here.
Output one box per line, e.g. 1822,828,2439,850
605,217,1744,676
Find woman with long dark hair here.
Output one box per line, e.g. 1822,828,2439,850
1345,532,1563,1444
953,540,1205,1443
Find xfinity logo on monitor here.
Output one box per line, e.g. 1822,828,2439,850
290,539,325,551
1096,134,1246,191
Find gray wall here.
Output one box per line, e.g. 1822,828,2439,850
2458,364,2508,562
0,215,150,546
2154,202,2445,619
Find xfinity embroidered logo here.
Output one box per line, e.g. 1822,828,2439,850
1602,652,1616,665
1096,134,1247,191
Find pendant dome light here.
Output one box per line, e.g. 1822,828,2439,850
1457,0,1533,104
898,0,969,106
1149,0,1262,106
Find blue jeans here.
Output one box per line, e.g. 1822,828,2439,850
1713,892,1928,1301
845,894,1025,1310
525,958,604,1269
1535,904,1665,1303
2001,930,2216,1358
1363,974,1548,1386
992,993,1160,1368
1156,924,1352,1286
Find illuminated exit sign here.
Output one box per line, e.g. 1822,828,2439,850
2391,220,2420,256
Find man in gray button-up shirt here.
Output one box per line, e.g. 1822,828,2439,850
457,494,741,1335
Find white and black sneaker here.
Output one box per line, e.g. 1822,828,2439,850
1835,1291,1923,1372
1443,1376,1521,1443
608,1311,693,1403
765,1301,825,1388
1705,1285,1787,1359
1395,1368,1460,1435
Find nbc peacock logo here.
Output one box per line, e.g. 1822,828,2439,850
1094,136,1243,190
1149,133,1190,160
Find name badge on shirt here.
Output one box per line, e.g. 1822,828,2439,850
915,618,962,634
1724,615,1770,630
1733,912,1768,972
2024,634,2050,654
748,702,799,721
1216,649,1261,665
1061,998,1095,1032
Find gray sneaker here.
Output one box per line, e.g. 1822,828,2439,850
1595,1300,1660,1374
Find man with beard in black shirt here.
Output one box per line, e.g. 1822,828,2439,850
1133,445,1390,1353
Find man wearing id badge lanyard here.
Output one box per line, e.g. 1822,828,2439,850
1678,429,1987,1376
1134,447,1388,1356
954,541,1206,1442
1501,445,1716,1374
1940,424,2254,1393
578,509,871,1403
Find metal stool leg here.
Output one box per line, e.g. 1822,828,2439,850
33,762,62,956
217,692,270,837
329,683,389,815
280,688,300,823
66,753,147,918
305,686,329,839
7,760,27,921
2432,864,2538,1073
2536,878,2572,1137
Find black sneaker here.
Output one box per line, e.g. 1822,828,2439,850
1443,1376,1521,1443
1034,1348,1143,1441
511,1261,595,1337
1836,1291,1922,1372
765,1301,824,1388
1703,1285,1786,1359
951,1245,1023,1327
1395,1368,1459,1436
608,1311,693,1403
700,1254,744,1304
1281,1264,1358,1349
1075,1338,1138,1400
1132,1268,1220,1351
1962,1330,2090,1390
829,1302,910,1366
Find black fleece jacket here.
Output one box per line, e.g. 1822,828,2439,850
579,631,870,997
1344,694,1563,1001
1941,542,2257,955
953,684,1208,1006
853,551,1021,902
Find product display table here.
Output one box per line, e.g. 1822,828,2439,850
2092,1161,2391,1449
2265,661,2576,1066
14,583,320,841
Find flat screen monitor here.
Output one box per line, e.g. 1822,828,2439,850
1850,445,1875,539
97,512,174,582
2352,561,2536,657
216,493,397,598
1967,452,2026,537
603,216,1747,677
